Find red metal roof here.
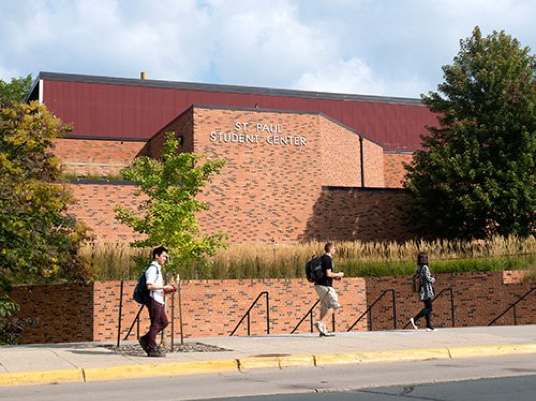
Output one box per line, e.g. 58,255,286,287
34,72,438,151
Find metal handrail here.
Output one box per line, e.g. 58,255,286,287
230,291,270,336
123,304,145,340
290,299,336,334
347,289,397,332
488,287,536,326
403,287,455,329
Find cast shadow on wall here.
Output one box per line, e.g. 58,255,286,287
299,187,415,243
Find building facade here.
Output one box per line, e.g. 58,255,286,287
29,72,436,243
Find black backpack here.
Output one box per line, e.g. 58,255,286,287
133,266,159,304
305,256,324,283
133,273,149,304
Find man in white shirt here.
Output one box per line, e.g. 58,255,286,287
138,246,175,357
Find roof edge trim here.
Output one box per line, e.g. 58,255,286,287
37,71,425,106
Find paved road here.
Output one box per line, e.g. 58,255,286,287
2,354,535,401
202,375,536,400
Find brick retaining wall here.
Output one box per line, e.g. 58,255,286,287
10,284,93,344
10,271,534,344
366,271,535,331
94,278,368,342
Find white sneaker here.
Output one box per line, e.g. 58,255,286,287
315,321,329,336
426,327,437,332
409,318,418,330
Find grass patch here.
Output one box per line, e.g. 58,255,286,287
339,254,536,277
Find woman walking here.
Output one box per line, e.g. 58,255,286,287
409,252,436,331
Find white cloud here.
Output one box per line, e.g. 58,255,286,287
0,0,534,97
293,58,427,98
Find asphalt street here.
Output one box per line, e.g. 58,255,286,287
200,375,536,401
1,354,535,401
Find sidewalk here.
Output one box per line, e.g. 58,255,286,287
1,325,535,387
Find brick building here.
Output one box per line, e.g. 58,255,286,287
28,72,437,244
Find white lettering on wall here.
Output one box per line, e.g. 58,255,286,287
210,121,307,147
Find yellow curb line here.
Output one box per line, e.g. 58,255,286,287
279,354,315,368
1,343,535,387
0,368,84,387
447,343,536,359
237,356,280,371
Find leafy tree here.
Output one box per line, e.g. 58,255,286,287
404,27,535,239
115,132,228,274
0,101,91,288
0,74,33,103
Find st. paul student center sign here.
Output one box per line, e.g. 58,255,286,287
28,72,438,244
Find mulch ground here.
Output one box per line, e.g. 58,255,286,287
105,342,230,357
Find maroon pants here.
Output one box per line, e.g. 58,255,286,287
144,297,169,351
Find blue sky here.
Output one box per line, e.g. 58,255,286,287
1,0,534,98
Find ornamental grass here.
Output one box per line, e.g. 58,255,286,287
81,235,536,281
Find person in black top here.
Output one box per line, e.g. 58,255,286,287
314,243,344,336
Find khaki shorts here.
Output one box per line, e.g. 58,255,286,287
314,285,341,312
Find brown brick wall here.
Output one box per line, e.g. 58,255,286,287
192,108,324,243
320,117,361,187
95,278,368,342
362,139,385,187
143,107,195,158
303,188,413,242
383,152,413,188
10,284,93,344
365,271,536,330
53,139,146,176
68,183,143,243
11,272,534,344
67,183,412,244
59,106,419,244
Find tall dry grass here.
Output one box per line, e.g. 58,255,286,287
80,235,536,280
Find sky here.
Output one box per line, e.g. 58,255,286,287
0,0,534,99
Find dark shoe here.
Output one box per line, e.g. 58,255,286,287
138,336,149,353
319,331,335,337
148,350,166,358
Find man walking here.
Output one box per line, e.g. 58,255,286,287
314,243,344,337
138,246,175,357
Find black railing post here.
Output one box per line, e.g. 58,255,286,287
332,313,336,333
177,277,184,345
116,280,124,347
171,291,175,352
449,288,455,327
310,311,314,333
513,304,517,325
266,292,270,335
391,289,397,329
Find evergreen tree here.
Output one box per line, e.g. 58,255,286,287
404,27,535,239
